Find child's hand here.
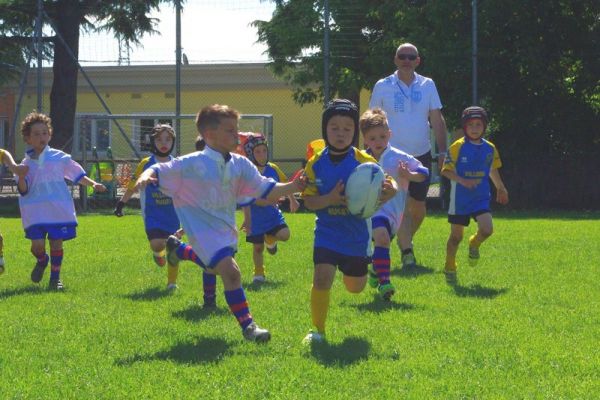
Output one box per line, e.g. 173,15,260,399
135,175,157,190
459,177,480,189
113,200,125,217
240,219,250,233
397,161,412,180
379,176,397,204
328,180,346,206
94,182,107,192
496,187,509,205
292,170,307,192
12,164,29,178
289,195,300,213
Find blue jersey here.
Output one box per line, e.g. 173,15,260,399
248,162,287,235
303,147,377,257
129,155,180,233
442,137,502,215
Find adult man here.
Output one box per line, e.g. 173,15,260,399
369,43,448,269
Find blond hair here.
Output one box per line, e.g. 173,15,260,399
195,104,240,134
359,108,389,134
21,111,52,138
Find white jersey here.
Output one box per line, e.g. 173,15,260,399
369,72,442,156
372,144,429,233
152,146,276,267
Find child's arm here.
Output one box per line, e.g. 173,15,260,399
240,206,251,233
303,180,345,211
441,169,480,189
79,176,107,192
1,150,28,178
489,168,509,204
135,168,158,189
263,173,307,204
379,175,398,205
288,194,300,213
398,161,426,183
114,186,136,217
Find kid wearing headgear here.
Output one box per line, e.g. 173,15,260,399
441,106,509,284
241,134,300,283
302,99,398,344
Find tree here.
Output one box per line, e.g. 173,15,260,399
0,0,174,151
256,0,600,208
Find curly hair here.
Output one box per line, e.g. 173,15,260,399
21,111,53,137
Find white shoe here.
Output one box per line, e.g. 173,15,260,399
166,283,178,290
243,322,271,342
302,330,325,345
252,275,266,283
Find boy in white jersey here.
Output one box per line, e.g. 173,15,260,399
16,112,106,290
0,148,29,274
360,109,429,300
135,104,306,342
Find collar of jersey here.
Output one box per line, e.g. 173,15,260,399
204,145,232,163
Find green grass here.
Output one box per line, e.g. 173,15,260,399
1,211,600,399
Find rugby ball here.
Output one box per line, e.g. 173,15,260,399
345,162,385,218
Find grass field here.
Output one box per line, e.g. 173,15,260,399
1,210,599,399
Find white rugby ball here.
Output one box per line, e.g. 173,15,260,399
345,162,385,218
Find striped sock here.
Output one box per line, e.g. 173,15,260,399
175,243,203,268
311,286,330,334
225,287,253,330
372,246,391,286
203,272,216,302
50,249,63,280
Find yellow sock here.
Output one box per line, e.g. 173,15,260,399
311,286,330,334
154,250,166,258
264,234,276,246
254,265,265,277
469,234,482,248
445,255,457,272
167,263,179,285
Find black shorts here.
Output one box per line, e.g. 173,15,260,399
313,247,370,277
408,152,432,202
448,210,490,227
246,224,288,244
146,228,172,241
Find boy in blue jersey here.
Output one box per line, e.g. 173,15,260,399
241,134,299,283
114,125,217,304
302,99,397,344
360,109,429,300
441,106,509,283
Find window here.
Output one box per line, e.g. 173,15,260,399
76,116,112,157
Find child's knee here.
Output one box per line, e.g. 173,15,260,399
478,227,493,238
343,275,367,293
149,239,166,252
276,228,290,241
253,243,265,254
448,233,463,246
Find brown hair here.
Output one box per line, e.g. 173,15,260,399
359,108,389,134
195,104,239,134
21,111,52,138
151,124,176,140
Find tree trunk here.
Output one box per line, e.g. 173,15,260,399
49,0,81,152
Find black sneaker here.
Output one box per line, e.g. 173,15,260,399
266,243,278,255
48,278,64,291
203,296,217,309
165,235,182,266
31,258,48,283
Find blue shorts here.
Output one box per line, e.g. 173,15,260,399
448,209,490,227
371,216,394,239
25,224,77,241
203,246,237,270
313,247,370,277
145,228,173,241
408,152,432,201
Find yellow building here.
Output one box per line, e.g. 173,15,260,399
7,63,372,174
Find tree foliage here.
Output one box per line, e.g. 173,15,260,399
256,0,599,208
0,0,173,150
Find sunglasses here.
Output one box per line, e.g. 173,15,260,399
396,53,417,61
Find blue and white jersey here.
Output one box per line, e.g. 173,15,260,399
248,162,286,235
443,137,502,215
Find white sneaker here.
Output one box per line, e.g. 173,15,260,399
302,330,325,345
243,322,271,342
252,275,266,283
166,283,178,290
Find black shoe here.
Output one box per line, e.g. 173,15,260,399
31,258,48,283
266,243,278,255
203,296,217,309
48,278,64,291
165,235,182,266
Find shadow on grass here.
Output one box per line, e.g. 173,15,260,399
449,282,509,299
115,337,231,366
124,286,174,301
172,303,228,322
0,285,44,299
308,337,370,367
245,280,285,292
392,264,435,278
352,297,416,314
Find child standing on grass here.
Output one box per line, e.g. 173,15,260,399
135,104,305,342
241,134,299,283
441,106,509,284
302,99,397,344
360,108,429,300
15,112,106,290
0,148,29,274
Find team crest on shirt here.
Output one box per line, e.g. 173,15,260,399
460,156,468,163
411,90,422,103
